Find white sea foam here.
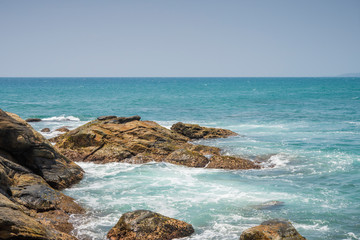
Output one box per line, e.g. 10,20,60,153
42,115,80,122
346,232,360,240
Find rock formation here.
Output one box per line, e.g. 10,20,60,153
53,115,259,169
0,109,84,239
240,219,306,240
171,122,238,139
107,210,194,240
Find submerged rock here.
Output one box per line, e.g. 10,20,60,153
25,118,42,122
107,210,194,240
171,122,238,139
240,219,306,240
251,200,285,210
0,109,84,239
53,116,260,170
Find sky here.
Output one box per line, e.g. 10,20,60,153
0,0,359,77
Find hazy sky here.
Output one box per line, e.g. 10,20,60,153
0,0,359,77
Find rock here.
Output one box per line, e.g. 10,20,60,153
206,155,261,170
97,115,117,121
107,210,194,240
25,118,42,122
53,116,260,170
0,110,84,239
171,122,238,139
55,127,70,132
106,115,141,124
41,128,51,133
0,110,84,189
252,200,285,210
165,148,209,167
240,219,306,240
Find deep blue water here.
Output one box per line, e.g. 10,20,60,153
1,77,359,239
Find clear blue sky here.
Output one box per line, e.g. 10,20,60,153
0,0,359,77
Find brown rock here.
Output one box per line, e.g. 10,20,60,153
41,128,50,133
55,127,70,132
206,155,261,170
0,110,84,239
25,118,42,122
0,110,84,189
107,210,194,240
97,115,117,121
240,219,306,240
171,122,238,139
165,148,209,167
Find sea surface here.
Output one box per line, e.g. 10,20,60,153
1,77,359,240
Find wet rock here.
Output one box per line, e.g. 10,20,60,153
53,116,260,170
107,210,194,240
0,110,84,189
97,115,117,121
106,115,141,124
55,127,70,132
171,122,238,139
252,200,285,210
25,118,42,122
0,110,84,239
41,128,51,133
165,148,209,167
206,155,261,170
240,219,306,240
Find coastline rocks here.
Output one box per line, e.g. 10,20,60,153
0,109,84,239
251,200,285,210
53,116,260,170
240,219,306,240
107,210,194,240
171,122,238,139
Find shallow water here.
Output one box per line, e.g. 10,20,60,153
1,77,359,239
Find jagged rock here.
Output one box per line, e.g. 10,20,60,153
165,149,209,167
171,122,238,139
0,110,83,189
206,155,261,170
97,115,117,121
240,219,306,240
107,210,194,240
53,116,260,170
55,127,70,133
41,128,51,133
0,110,84,239
25,118,42,122
105,115,141,124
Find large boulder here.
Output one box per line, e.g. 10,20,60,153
240,219,306,240
53,116,260,170
171,122,238,139
0,110,85,239
0,110,83,189
107,210,194,240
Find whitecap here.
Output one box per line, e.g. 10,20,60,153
42,115,80,122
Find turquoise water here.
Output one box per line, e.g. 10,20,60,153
1,77,359,239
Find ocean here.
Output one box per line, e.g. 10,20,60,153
1,77,359,239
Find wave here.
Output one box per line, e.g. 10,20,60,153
42,115,80,122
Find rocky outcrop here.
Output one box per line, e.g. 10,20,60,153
41,128,50,133
55,127,70,133
0,109,84,239
240,219,306,240
171,122,238,139
107,210,194,240
53,116,260,170
26,118,42,122
0,110,83,189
